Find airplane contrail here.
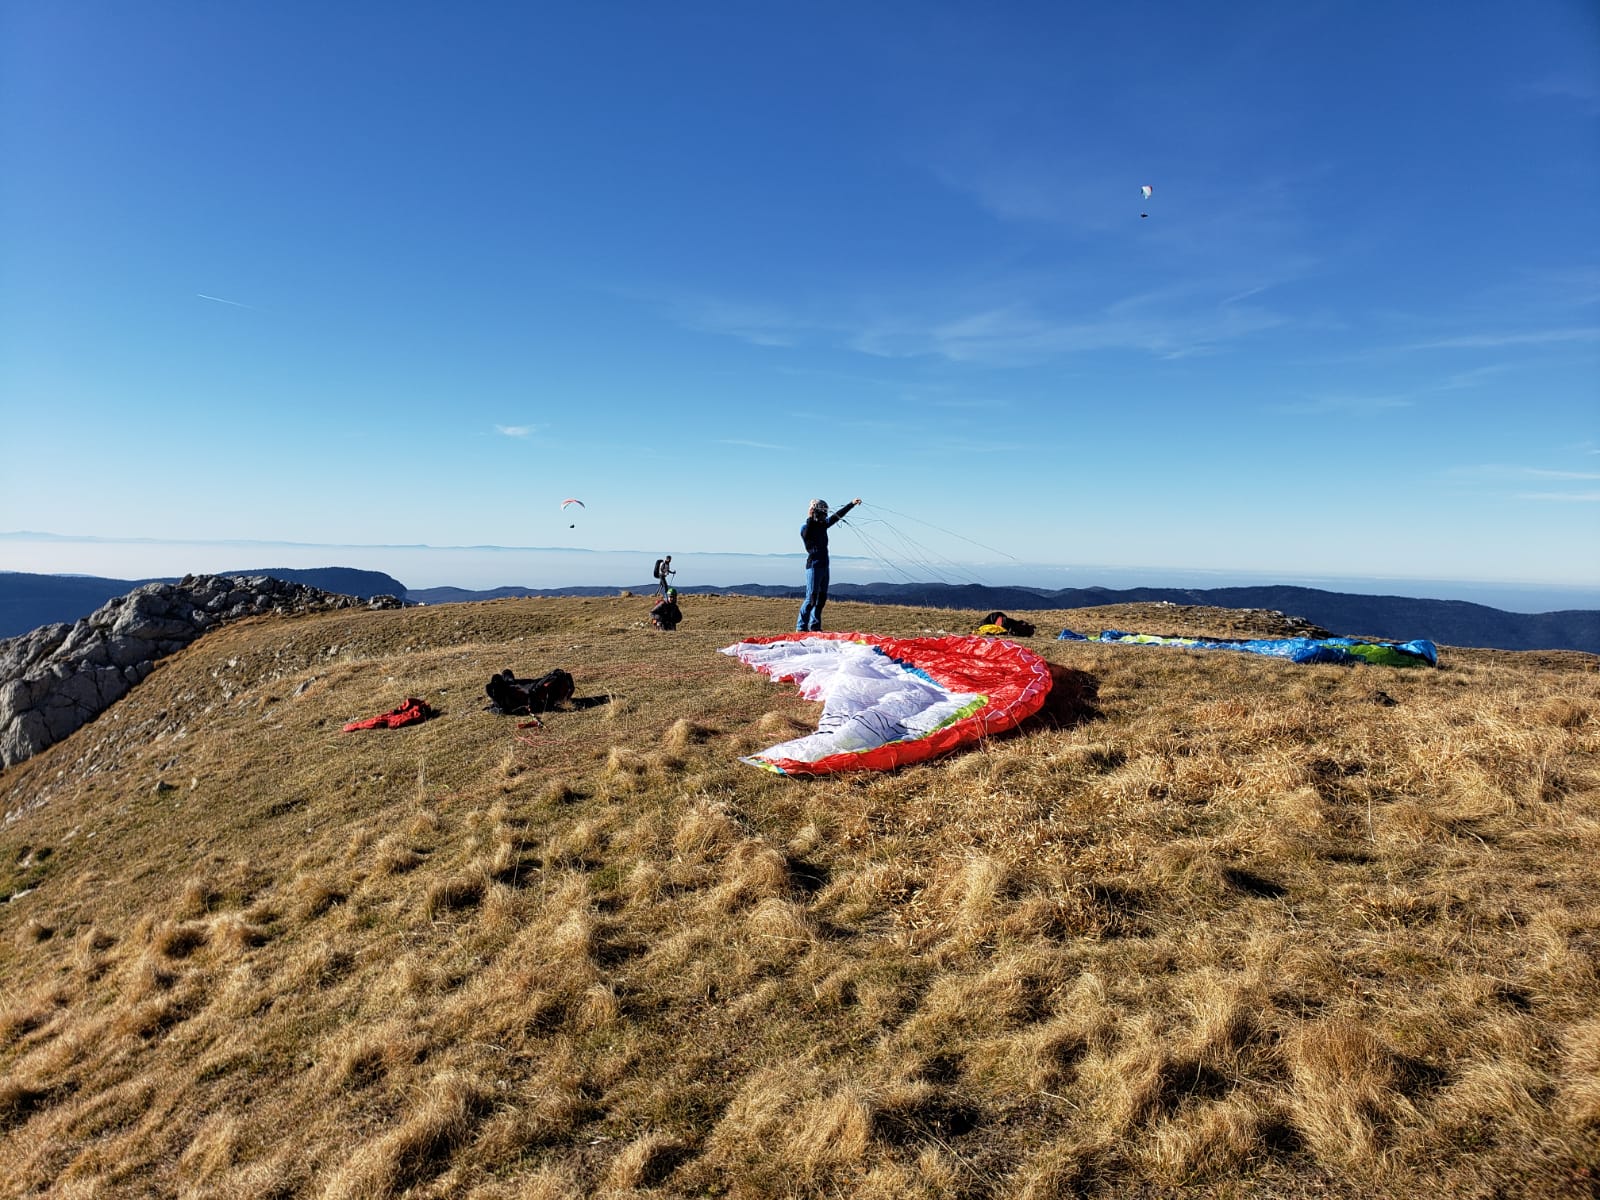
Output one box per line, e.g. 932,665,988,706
196,293,253,309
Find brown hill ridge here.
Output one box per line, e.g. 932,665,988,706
1,595,1597,1198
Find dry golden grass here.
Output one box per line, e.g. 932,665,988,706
1,593,1597,1198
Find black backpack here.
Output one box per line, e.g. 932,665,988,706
982,611,1036,637
486,668,575,714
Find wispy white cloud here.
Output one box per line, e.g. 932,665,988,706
772,363,914,390
924,436,1031,454
719,438,785,450
651,283,1287,367
196,293,253,309
1272,358,1537,415
849,296,1285,365
1523,74,1600,116
1523,468,1600,481
922,123,1325,281
666,295,814,348
931,153,1119,229
1450,463,1600,503
1452,464,1600,482
1434,363,1516,391
1522,266,1600,309
1269,392,1412,415
1400,327,1600,351
646,238,1302,366
1221,283,1275,306
495,424,534,438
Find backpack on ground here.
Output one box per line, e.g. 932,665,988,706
982,611,1037,638
485,668,575,714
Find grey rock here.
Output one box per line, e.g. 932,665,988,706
0,574,377,768
105,637,149,670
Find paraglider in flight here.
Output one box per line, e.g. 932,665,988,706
561,497,585,528
1140,184,1152,219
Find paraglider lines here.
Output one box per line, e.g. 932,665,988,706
838,512,992,588
849,502,1018,571
839,521,941,585
859,503,1019,562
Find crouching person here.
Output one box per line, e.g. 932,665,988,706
651,588,682,631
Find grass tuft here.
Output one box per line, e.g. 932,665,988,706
320,1070,491,1199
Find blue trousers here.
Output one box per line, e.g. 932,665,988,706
797,565,829,631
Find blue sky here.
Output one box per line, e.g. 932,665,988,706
2,2,1597,598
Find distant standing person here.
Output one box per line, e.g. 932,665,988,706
653,555,676,596
797,497,860,632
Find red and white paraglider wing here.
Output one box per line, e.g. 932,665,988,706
719,632,1053,775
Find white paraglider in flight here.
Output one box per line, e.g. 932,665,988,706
1140,184,1152,219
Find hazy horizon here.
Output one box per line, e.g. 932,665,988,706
4,531,1596,615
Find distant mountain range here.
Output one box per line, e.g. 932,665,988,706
408,580,1600,655
4,571,1596,655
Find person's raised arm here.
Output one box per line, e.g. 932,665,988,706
827,497,862,527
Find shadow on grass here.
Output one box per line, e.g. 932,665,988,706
1033,664,1100,730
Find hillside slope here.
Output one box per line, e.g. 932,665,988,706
1,596,1597,1199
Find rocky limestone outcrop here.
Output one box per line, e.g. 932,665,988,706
0,574,401,768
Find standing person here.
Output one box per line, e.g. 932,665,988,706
797,497,861,632
652,555,676,596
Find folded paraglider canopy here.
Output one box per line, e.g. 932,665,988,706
1056,629,1438,667
720,632,1053,775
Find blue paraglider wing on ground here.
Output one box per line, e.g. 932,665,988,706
1056,629,1437,667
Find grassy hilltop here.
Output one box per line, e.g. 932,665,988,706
1,595,1597,1199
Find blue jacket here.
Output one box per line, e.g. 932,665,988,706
800,501,858,569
